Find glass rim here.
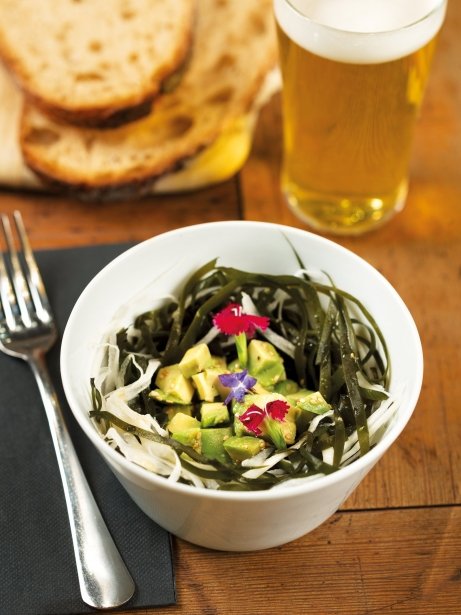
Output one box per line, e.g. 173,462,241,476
282,0,447,37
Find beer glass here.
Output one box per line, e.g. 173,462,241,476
274,0,447,235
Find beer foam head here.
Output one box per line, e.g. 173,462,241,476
274,0,447,64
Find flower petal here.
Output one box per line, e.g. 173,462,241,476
219,370,257,404
244,314,270,334
213,304,270,337
239,404,265,435
218,372,241,388
213,304,246,335
266,399,290,422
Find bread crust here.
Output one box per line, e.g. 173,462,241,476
19,0,278,200
0,0,196,127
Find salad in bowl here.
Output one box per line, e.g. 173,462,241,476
90,259,396,491
61,221,422,550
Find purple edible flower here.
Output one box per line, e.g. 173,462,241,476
218,370,257,405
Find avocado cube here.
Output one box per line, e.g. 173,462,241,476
150,389,193,405
248,340,286,387
286,389,315,404
207,355,227,370
228,358,243,372
274,379,300,396
200,427,233,464
200,402,229,428
178,343,212,378
279,418,296,445
192,369,221,401
167,412,200,434
165,404,193,420
155,364,195,403
172,428,201,452
223,436,265,462
296,391,331,415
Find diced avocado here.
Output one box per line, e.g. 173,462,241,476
150,389,193,405
294,391,331,433
200,427,233,464
223,436,265,462
228,358,243,372
200,402,229,428
154,364,195,403
278,418,296,445
252,381,271,395
165,404,193,420
247,340,286,387
274,379,299,396
296,391,331,415
172,428,201,451
178,343,212,378
286,389,315,404
167,412,200,434
192,369,220,401
207,355,227,370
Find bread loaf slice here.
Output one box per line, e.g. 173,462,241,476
0,0,195,127
20,0,277,200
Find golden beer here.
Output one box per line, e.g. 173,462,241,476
274,0,447,234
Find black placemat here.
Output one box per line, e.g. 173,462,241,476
0,243,176,615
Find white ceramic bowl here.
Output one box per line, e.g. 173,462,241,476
60,221,423,551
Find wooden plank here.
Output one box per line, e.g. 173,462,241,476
0,180,241,248
116,506,461,615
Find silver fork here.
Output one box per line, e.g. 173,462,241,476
0,211,135,609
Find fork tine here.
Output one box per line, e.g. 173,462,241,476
1,213,33,327
0,242,18,330
13,210,53,323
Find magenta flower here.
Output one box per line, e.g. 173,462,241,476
218,370,257,405
213,303,269,338
239,399,290,449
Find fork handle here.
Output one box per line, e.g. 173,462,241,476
29,351,135,609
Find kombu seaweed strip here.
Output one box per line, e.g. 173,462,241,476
175,279,241,359
333,408,346,467
316,301,338,400
164,259,218,361
337,306,370,455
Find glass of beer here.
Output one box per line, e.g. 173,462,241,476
274,0,447,235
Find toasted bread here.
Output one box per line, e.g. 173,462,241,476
0,0,195,127
19,0,277,200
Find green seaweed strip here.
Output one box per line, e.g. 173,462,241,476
174,279,241,359
333,409,346,467
311,281,390,386
164,259,218,358
337,307,370,455
298,445,337,475
316,301,338,400
90,378,103,411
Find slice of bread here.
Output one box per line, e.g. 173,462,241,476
20,0,277,200
0,0,195,127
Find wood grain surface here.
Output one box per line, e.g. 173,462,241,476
0,2,460,614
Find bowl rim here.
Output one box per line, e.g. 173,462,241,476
61,220,424,502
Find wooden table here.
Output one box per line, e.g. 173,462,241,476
1,3,460,614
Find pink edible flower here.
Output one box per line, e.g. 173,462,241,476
213,303,269,338
239,399,290,437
